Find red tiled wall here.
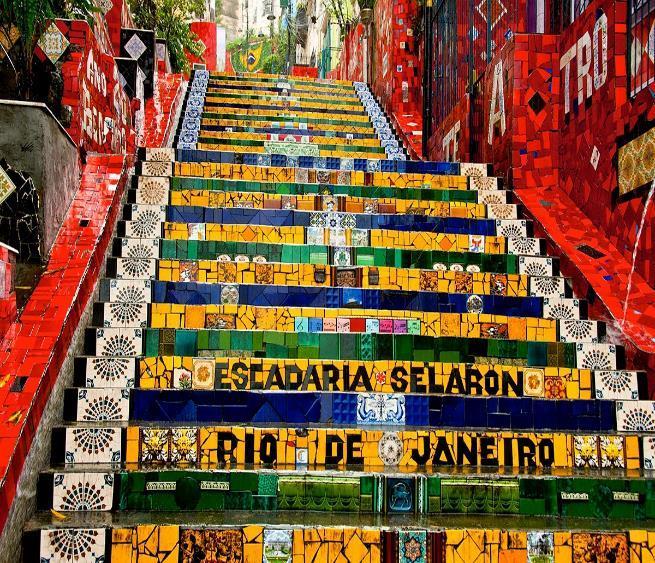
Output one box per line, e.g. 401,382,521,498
371,0,421,114
509,34,561,191
557,0,655,287
58,19,135,154
0,245,16,338
106,0,134,55
332,23,366,83
292,66,319,78
426,95,471,163
188,22,216,71
482,34,560,188
427,0,655,288
482,40,514,179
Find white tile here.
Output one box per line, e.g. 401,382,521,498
495,219,526,237
40,527,106,562
102,301,148,328
356,393,405,425
64,427,122,464
52,472,114,511
507,237,542,256
95,328,143,357
558,319,600,343
594,370,640,400
478,190,508,205
108,279,152,303
145,148,175,161
518,256,555,277
616,400,655,432
575,343,618,371
76,388,130,422
118,237,159,258
136,177,169,205
487,204,518,220
115,257,156,280
141,160,172,177
460,162,488,177
528,276,566,298
85,356,137,388
543,298,581,320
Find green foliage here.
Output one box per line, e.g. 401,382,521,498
0,0,98,98
130,0,210,74
229,15,296,75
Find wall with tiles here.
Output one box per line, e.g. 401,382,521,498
0,242,16,337
187,22,216,71
427,0,655,288
105,0,135,54
0,101,80,258
330,0,422,124
26,524,655,562
292,65,319,78
58,19,135,154
557,0,655,288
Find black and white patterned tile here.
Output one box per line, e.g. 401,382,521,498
135,176,169,205
616,400,655,432
575,343,618,371
468,175,498,190
102,301,148,328
114,257,157,280
594,370,640,400
460,162,489,177
507,237,542,256
64,427,122,464
518,256,556,277
487,204,519,220
94,328,143,357
107,279,152,304
83,356,137,388
558,319,601,343
74,388,130,422
528,276,566,298
140,160,173,177
477,190,508,205
495,219,527,238
39,527,106,562
543,298,581,320
51,472,114,512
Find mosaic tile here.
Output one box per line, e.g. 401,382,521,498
398,530,427,563
37,22,69,64
85,356,136,388
39,528,106,562
594,370,639,400
64,427,122,464
76,388,130,422
0,165,17,205
95,328,143,357
616,401,655,432
52,472,113,511
356,393,405,425
263,529,292,563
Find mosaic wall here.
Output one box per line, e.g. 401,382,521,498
426,0,655,288
558,0,655,288
58,19,135,154
187,22,216,71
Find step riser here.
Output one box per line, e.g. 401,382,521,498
61,388,618,431
35,469,655,519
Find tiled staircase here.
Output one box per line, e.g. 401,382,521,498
24,71,655,562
